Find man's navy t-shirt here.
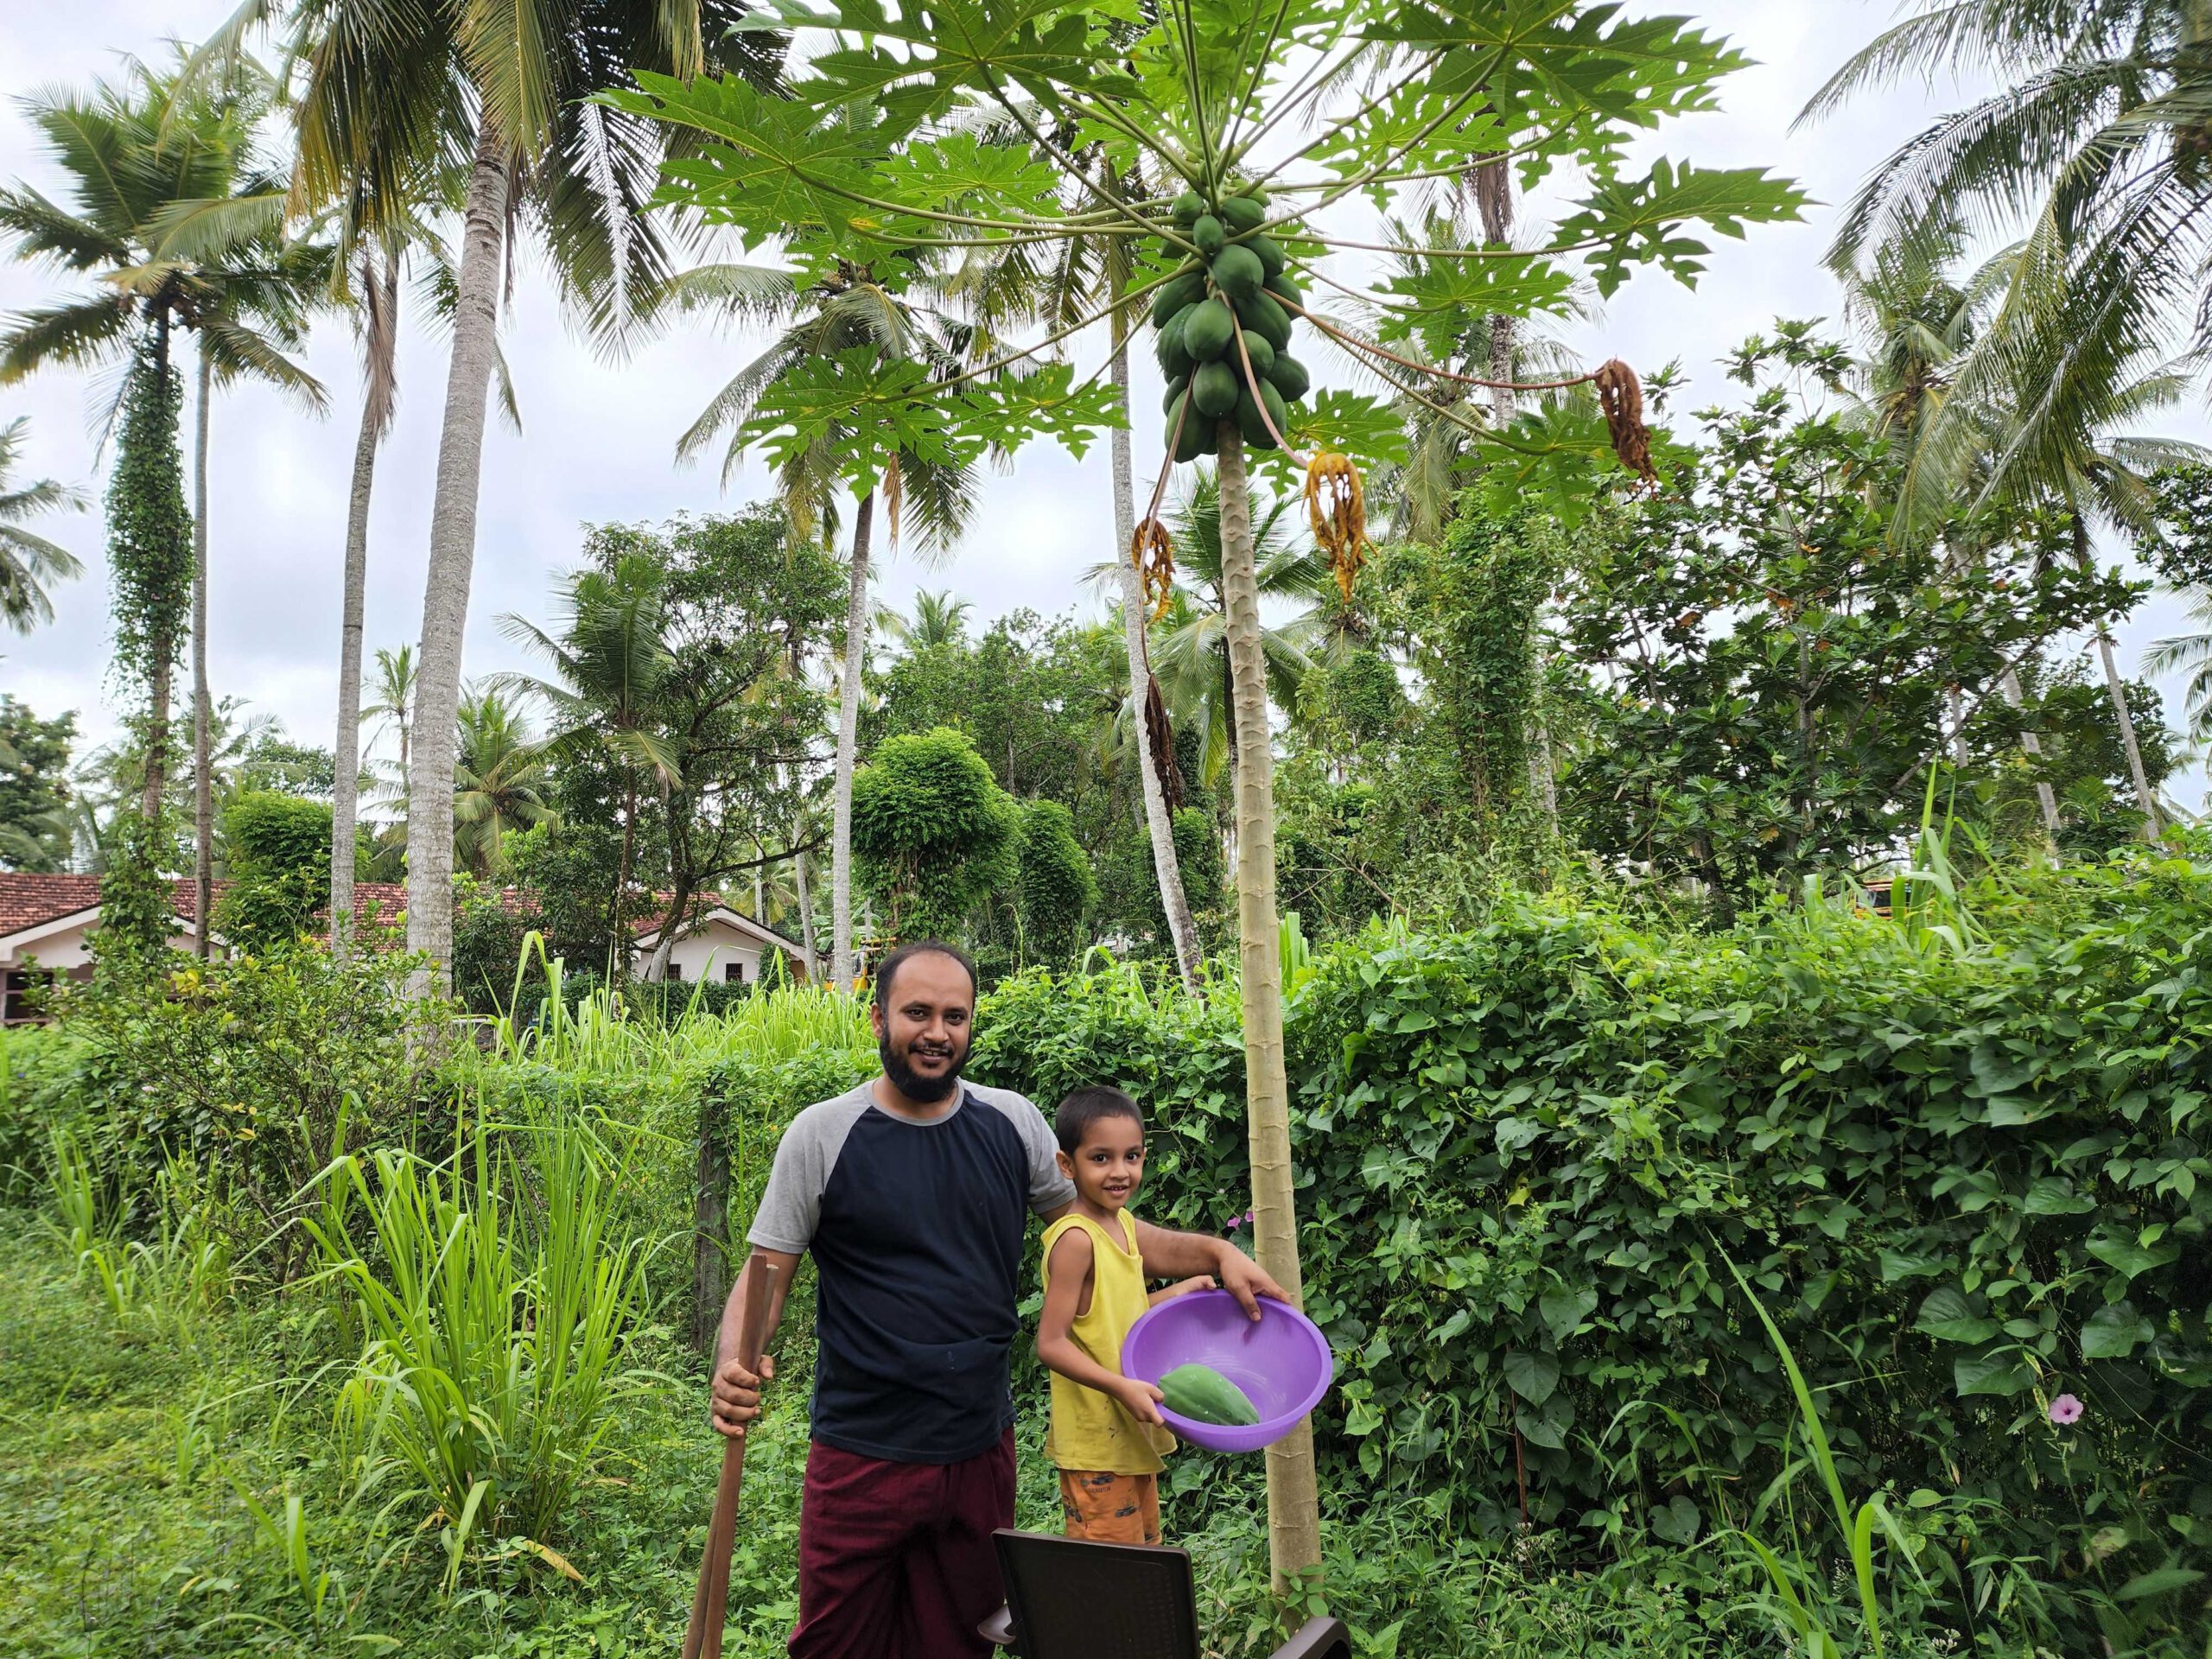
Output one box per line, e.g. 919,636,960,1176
748,1080,1075,1464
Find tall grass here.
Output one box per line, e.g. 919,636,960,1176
308,1112,653,1586
47,1126,233,1331
463,933,871,1081
1725,1254,1928,1657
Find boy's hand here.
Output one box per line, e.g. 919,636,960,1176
1152,1274,1215,1305
1116,1377,1167,1427
710,1351,776,1440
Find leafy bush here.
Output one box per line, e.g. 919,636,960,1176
213,790,334,949
0,1022,89,1198
63,944,439,1272
1013,798,1095,967
850,727,1019,942
974,860,2212,1654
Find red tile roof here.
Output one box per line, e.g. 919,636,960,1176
0,872,411,942
0,871,809,955
0,872,99,937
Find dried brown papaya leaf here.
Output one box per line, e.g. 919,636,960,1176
1593,359,1657,485
1143,673,1185,812
1130,517,1175,622
1305,451,1370,601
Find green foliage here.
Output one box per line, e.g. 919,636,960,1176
1013,798,1095,967
974,863,2212,1655
311,1116,652,1572
96,809,177,963
0,694,75,870
1548,347,2145,912
65,943,437,1276
614,0,1802,499
214,790,334,950
105,341,192,715
849,727,1020,943
1408,509,1560,830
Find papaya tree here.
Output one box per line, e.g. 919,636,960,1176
607,0,1801,1586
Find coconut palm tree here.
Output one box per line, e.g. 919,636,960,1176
453,684,553,880
670,247,982,988
1146,469,1328,792
1808,3,2212,396
494,554,683,959
880,589,975,653
2,60,325,842
325,221,524,950
360,645,418,798
0,59,329,950
947,136,1208,986
0,420,84,632
218,0,784,988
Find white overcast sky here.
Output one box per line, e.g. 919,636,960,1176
4,2,2209,802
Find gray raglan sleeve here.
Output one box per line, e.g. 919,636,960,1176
747,1091,868,1255
1009,1089,1077,1216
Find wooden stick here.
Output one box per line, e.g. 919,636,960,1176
683,1255,779,1659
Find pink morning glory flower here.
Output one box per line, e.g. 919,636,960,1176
2048,1393,2083,1426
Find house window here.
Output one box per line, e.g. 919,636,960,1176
667,961,684,982
725,962,743,983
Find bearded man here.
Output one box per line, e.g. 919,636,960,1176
708,939,1285,1658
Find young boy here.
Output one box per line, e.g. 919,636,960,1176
1036,1086,1212,1546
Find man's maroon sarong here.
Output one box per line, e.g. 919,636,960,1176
788,1429,1015,1658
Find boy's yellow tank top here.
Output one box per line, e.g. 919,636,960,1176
1041,1211,1173,1474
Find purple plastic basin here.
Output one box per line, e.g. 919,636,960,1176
1120,1290,1334,1454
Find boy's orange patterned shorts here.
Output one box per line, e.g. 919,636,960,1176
1058,1470,1161,1546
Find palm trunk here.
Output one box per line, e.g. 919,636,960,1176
2094,628,2161,838
191,344,213,957
1999,666,2062,836
332,256,397,957
1109,283,1201,987
2072,515,2161,839
795,846,817,978
404,125,509,994
1214,423,1322,1587
830,490,874,988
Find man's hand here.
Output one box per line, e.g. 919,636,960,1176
1115,1376,1167,1427
710,1351,777,1439
1213,1240,1289,1320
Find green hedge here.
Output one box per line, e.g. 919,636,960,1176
971,862,2212,1650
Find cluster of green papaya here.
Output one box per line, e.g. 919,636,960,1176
1150,186,1310,461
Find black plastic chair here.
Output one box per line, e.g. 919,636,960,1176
978,1529,1351,1659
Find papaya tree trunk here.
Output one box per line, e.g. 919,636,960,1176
191,343,213,958
1213,423,1322,1589
1109,264,1201,987
830,490,874,988
405,124,509,995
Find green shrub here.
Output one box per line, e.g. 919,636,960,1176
63,944,438,1274
214,790,334,949
850,728,1020,943
973,861,2212,1655
0,1023,90,1199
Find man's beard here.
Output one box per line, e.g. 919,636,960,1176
880,1031,968,1103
